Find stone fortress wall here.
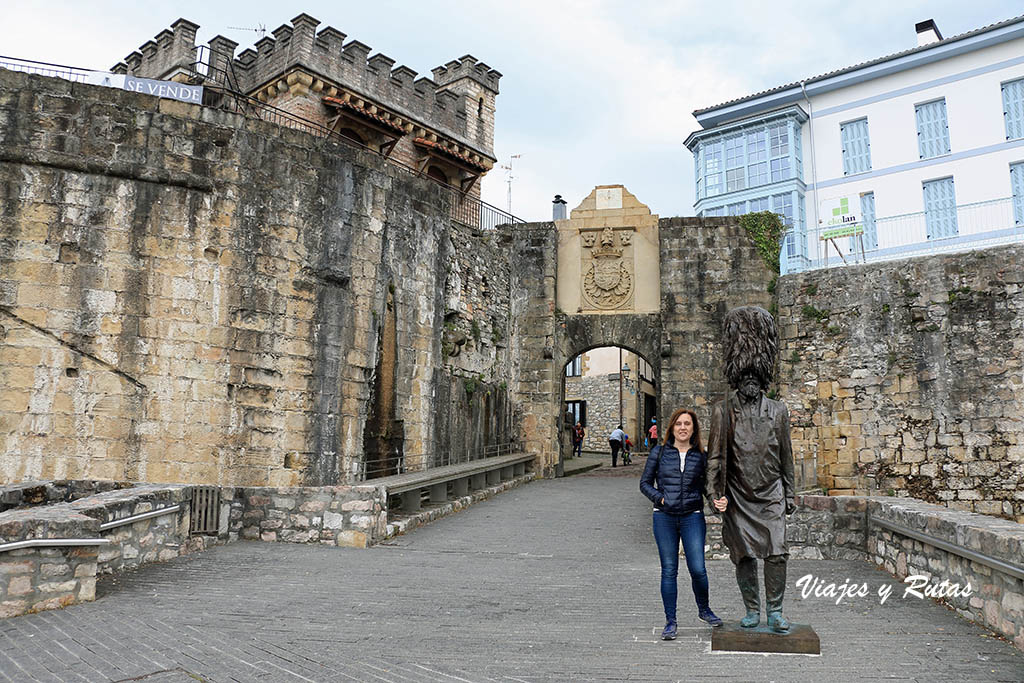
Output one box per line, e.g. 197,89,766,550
564,374,619,448
0,69,513,487
0,68,1021,520
778,245,1024,518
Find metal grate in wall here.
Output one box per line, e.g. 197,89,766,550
189,486,220,534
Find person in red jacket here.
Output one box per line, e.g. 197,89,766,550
571,422,585,458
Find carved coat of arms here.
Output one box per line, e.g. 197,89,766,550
582,227,633,309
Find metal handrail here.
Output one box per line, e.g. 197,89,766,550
0,537,109,554
359,441,524,480
98,504,181,531
798,195,1023,272
868,513,1024,581
0,55,93,82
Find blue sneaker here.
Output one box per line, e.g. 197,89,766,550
698,608,723,627
661,621,677,640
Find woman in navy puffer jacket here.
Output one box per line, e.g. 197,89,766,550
640,407,725,640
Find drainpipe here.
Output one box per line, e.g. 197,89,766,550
800,80,822,269
618,347,623,428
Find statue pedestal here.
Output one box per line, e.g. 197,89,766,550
711,622,820,654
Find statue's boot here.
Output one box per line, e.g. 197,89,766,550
736,557,760,627
765,554,790,633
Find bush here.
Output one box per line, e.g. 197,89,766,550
739,211,786,274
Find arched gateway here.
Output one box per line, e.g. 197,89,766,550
511,185,775,476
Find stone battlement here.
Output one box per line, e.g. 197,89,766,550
112,13,500,159
114,18,199,83
432,54,502,92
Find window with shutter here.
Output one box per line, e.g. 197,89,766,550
923,177,957,240
1003,78,1024,140
1011,163,1024,225
856,191,880,252
915,99,950,160
840,118,871,175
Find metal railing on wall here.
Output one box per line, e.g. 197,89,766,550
0,53,523,233
795,455,818,492
358,441,523,481
0,55,93,82
798,196,1023,272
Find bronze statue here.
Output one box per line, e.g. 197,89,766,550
706,306,795,633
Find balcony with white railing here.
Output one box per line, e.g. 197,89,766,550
795,196,1023,272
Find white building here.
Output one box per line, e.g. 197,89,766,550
685,16,1024,273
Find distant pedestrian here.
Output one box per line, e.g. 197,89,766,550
622,436,633,465
648,419,658,449
572,422,585,458
608,425,626,467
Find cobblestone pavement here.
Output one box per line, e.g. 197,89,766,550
1,469,1021,682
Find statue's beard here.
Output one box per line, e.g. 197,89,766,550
738,379,762,401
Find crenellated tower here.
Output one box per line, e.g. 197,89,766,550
432,55,501,162
112,13,502,197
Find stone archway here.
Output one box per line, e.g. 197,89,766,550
557,325,659,475
509,185,775,476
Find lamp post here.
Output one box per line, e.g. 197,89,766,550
620,362,631,435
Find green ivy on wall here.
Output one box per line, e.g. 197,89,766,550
739,211,786,275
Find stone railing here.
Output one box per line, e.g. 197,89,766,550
704,495,1023,650
1,467,527,618
867,497,1024,651
0,480,133,513
0,506,102,618
71,485,193,574
0,485,195,618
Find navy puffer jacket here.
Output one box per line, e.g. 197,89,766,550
640,443,707,514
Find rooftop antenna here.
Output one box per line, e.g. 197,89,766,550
500,154,521,215
227,24,267,39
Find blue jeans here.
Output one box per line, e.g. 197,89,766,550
652,510,709,622
572,441,582,457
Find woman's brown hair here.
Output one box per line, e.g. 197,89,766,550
663,407,702,452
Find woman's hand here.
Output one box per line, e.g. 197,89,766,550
660,497,665,505
713,496,728,512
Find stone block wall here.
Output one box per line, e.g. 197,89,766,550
777,244,1024,519
657,216,775,416
788,494,869,559
564,374,619,447
0,507,100,618
509,223,560,473
0,69,515,487
228,485,386,548
867,497,1024,650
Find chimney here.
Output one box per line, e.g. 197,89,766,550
552,194,567,220
915,19,943,47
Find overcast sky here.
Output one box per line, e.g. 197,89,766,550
3,1,1021,221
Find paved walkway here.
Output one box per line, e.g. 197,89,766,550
1,469,1021,682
